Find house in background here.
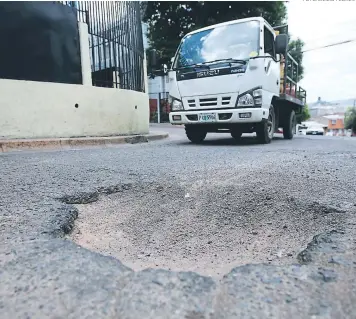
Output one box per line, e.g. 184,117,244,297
307,96,355,136
324,113,346,136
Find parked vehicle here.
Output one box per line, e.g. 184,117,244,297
306,127,324,135
297,124,308,135
157,17,307,144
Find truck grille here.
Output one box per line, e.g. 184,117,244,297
188,99,196,107
199,97,218,107
221,96,231,106
185,96,232,108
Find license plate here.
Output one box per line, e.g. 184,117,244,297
198,113,216,122
312,132,316,134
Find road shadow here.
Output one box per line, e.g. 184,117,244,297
177,135,286,147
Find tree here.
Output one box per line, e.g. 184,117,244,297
345,106,356,134
142,1,288,66
298,103,311,122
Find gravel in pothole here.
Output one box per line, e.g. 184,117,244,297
67,181,347,278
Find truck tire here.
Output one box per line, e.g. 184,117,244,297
256,106,275,144
283,110,296,140
185,125,207,143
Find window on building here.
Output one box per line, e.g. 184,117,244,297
331,120,336,125
264,26,275,58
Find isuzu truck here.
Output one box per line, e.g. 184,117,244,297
167,17,307,144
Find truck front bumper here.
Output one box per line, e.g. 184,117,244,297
169,108,267,125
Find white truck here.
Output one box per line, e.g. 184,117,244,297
162,17,306,144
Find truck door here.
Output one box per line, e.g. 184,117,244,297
262,25,280,97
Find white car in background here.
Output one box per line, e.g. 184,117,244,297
297,124,307,135
306,126,324,136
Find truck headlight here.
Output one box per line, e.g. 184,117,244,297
170,97,183,111
237,93,254,107
236,88,262,107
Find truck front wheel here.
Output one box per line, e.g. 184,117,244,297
256,106,275,144
282,110,296,140
185,125,207,143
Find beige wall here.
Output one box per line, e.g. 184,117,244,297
0,79,149,139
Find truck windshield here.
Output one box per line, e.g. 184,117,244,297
174,20,260,69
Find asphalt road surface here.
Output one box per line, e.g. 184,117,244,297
1,124,356,318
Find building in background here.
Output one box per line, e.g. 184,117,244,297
148,71,170,123
309,97,337,117
309,97,355,117
324,113,346,136
142,21,172,123
306,96,355,136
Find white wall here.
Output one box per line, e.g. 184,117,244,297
0,79,149,139
148,75,170,95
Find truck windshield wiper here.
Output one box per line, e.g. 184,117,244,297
175,58,246,71
201,58,247,65
175,63,210,70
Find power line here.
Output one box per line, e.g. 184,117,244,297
303,38,356,53
302,26,356,44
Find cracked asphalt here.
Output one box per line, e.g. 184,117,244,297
1,125,356,318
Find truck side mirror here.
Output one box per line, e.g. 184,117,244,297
148,49,158,68
162,64,168,74
275,34,288,54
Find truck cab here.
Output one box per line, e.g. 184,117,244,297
166,17,306,144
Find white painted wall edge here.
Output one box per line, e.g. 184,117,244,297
78,22,92,86
144,51,148,93
0,79,149,139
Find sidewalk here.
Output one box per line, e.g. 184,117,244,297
0,132,168,153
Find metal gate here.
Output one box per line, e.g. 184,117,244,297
60,1,145,92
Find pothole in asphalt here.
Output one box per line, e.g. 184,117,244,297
65,182,347,278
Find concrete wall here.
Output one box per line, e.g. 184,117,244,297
0,79,149,139
0,20,149,140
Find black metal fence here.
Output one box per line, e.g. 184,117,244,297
60,1,145,92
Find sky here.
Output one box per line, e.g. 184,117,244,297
287,0,356,103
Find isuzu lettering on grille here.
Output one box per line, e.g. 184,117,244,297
197,69,220,78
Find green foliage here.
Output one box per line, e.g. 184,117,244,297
142,1,288,66
345,106,356,133
302,104,311,121
296,104,310,123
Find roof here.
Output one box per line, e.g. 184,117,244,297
323,114,344,120
309,105,335,110
309,116,329,126
185,17,266,37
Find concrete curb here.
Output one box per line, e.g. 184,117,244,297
150,124,184,128
0,132,169,153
